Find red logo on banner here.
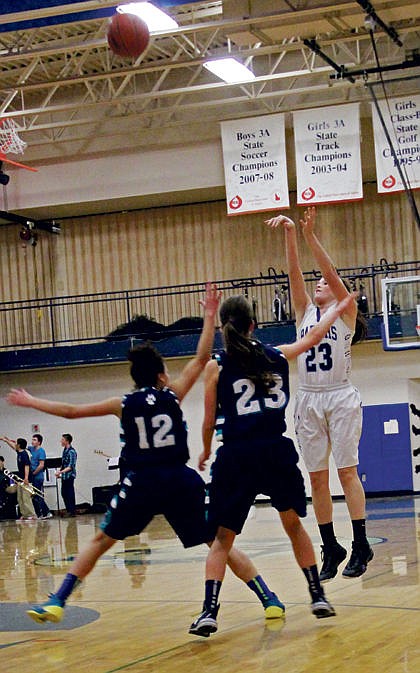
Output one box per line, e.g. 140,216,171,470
301,187,315,201
273,193,282,202
229,195,243,210
382,175,396,189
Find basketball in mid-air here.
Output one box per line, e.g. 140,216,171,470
107,12,150,58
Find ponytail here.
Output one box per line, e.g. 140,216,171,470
220,296,275,392
342,278,368,345
352,310,367,345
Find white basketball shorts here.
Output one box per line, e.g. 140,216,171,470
294,383,362,473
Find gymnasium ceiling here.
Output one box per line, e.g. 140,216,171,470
0,0,419,169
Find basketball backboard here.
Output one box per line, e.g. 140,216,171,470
381,276,420,350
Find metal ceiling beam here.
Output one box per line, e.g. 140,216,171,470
1,22,415,96
0,65,347,122
0,0,418,164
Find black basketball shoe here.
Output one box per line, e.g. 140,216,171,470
319,543,347,582
342,542,373,578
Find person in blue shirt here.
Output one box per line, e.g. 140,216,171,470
7,283,284,628
189,291,356,637
29,434,52,519
56,434,77,517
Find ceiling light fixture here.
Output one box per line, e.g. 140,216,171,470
117,2,179,31
203,58,256,84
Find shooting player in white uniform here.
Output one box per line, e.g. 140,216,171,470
266,207,373,582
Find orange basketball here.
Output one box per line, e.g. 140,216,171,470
107,13,150,58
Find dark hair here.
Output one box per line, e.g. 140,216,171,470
128,343,165,388
341,279,367,345
62,433,73,444
17,438,27,450
220,295,275,392
352,312,367,345
32,433,43,444
0,455,4,462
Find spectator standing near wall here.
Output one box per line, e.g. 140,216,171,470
29,434,53,519
56,434,77,517
0,436,37,521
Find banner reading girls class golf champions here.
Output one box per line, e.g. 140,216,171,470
293,103,363,205
220,113,289,215
372,93,420,194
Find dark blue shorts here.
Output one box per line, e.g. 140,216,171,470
100,464,211,547
208,437,307,534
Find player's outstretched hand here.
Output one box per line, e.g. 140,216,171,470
6,388,33,408
199,282,222,318
265,214,295,230
299,206,316,234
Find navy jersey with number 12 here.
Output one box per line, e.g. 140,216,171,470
120,386,189,469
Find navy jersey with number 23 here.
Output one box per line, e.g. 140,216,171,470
216,344,290,445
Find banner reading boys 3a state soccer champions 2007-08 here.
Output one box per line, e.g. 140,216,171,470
220,113,289,215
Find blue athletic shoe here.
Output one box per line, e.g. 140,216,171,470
263,593,286,620
27,595,65,624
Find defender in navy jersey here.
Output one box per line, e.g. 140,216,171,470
266,207,373,584
8,283,285,630
102,382,208,546
190,292,356,637
120,386,190,469
214,345,289,444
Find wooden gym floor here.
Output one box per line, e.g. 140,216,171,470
0,496,419,673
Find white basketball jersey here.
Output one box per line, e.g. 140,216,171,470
296,303,354,387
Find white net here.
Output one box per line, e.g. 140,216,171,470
0,118,27,155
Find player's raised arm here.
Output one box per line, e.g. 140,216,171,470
265,213,311,324
170,282,221,402
300,207,350,301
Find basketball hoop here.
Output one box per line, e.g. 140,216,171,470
0,118,27,155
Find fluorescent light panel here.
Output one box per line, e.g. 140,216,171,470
203,58,255,83
117,2,178,31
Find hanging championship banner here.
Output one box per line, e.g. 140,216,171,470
372,93,420,193
293,103,363,205
220,113,289,215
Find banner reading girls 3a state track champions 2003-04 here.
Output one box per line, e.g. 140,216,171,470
220,113,289,215
293,103,363,205
372,93,420,194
